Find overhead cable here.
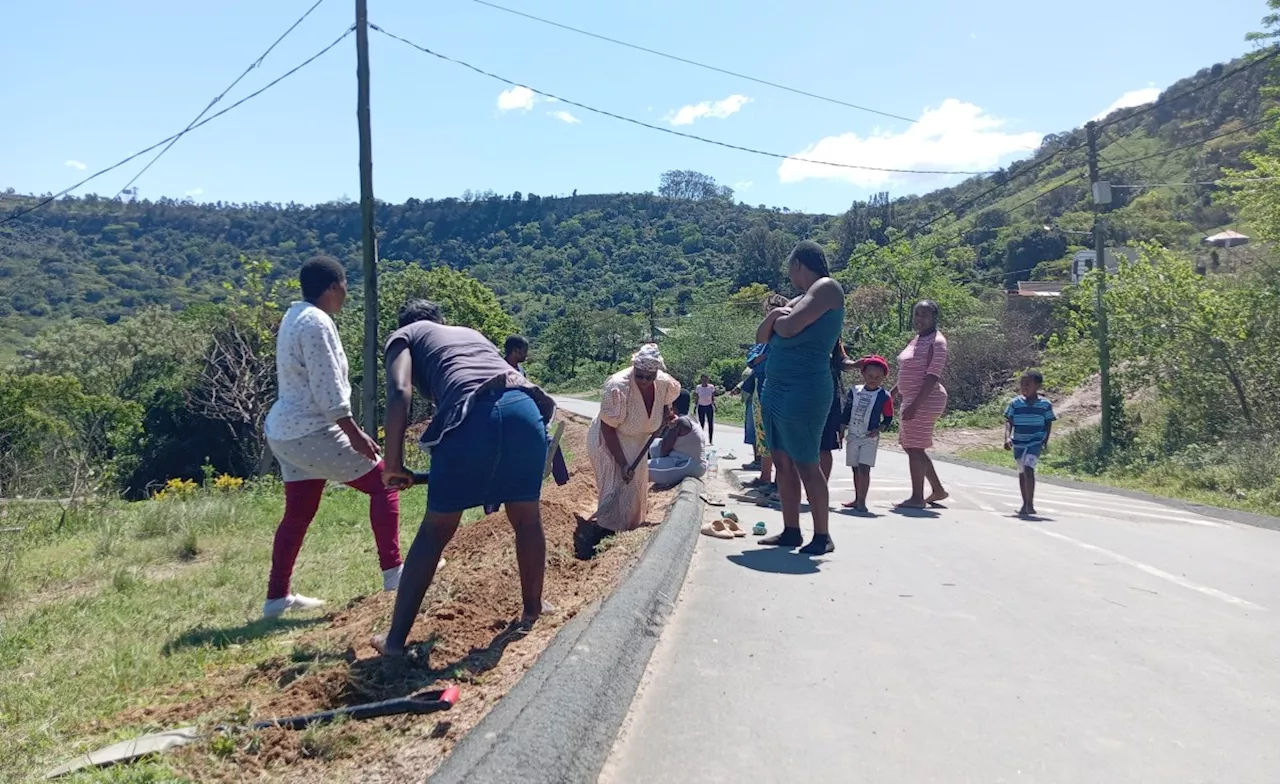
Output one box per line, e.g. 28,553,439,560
0,26,355,226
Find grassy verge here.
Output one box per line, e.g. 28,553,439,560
957,445,1280,519
0,484,484,782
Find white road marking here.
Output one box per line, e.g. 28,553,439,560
1031,527,1263,609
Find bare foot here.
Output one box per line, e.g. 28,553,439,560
896,498,927,509
925,490,950,505
370,633,405,658
841,500,859,508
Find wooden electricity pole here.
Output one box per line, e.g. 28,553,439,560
1085,121,1113,454
355,0,379,434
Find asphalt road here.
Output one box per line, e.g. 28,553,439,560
555,397,1280,783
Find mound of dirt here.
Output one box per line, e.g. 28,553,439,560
106,413,676,783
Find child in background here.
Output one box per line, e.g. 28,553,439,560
1004,369,1056,517
840,356,894,513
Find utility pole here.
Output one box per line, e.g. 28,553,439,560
355,0,379,435
1085,121,1113,454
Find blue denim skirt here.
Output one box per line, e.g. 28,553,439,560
427,388,548,514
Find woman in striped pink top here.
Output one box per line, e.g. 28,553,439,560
891,300,949,508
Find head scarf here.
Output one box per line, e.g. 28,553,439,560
631,343,666,373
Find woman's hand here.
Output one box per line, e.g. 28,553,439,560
901,403,918,422
383,464,413,489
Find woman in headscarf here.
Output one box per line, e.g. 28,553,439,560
756,241,845,555
892,300,950,508
587,344,681,533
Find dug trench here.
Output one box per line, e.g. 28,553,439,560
93,413,676,783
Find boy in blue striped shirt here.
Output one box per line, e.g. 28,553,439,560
1004,370,1056,517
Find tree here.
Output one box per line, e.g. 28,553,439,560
374,262,519,347
542,312,591,379
658,170,733,202
734,224,787,290
1077,247,1280,435
0,373,140,497
186,258,293,476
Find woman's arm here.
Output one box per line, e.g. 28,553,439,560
901,376,939,421
600,422,629,467
755,308,788,343
382,341,414,479
773,279,844,338
658,419,691,457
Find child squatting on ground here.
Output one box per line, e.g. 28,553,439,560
840,356,894,514
1004,369,1057,517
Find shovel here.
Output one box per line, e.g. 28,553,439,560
45,686,459,779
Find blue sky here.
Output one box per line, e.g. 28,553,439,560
0,0,1267,215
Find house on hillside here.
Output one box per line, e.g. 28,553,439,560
1070,247,1140,284
1198,230,1253,274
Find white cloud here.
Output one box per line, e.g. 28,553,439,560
497,86,536,112
733,180,754,192
64,160,86,170
549,110,581,124
186,188,204,197
1092,86,1159,121
777,98,1041,188
666,94,751,126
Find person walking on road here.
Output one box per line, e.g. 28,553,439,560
756,241,845,555
893,300,950,509
648,389,708,485
372,300,557,657
262,256,402,619
1004,369,1056,517
694,374,720,444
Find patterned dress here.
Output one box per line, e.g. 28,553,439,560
588,368,681,532
896,330,949,450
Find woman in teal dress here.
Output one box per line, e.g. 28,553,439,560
756,240,845,555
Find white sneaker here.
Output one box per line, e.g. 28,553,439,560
262,593,325,619
381,561,446,593
382,565,403,592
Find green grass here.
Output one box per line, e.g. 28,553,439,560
0,486,482,782
939,398,1006,430
957,445,1280,519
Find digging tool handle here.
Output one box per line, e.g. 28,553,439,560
245,686,459,731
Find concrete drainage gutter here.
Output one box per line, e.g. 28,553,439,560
429,476,706,784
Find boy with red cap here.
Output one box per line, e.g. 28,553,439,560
840,356,894,513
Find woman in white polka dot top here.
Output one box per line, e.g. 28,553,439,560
260,256,403,619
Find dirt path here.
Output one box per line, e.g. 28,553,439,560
931,375,1106,456
101,414,677,783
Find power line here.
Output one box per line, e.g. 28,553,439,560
1103,131,1267,266
1095,47,1280,131
1099,115,1273,172
465,0,918,124
0,26,355,226
113,0,328,200
371,24,995,177
836,146,1087,272
1111,178,1280,187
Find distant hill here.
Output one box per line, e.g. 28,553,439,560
1,53,1271,357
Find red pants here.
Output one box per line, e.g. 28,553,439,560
266,464,402,600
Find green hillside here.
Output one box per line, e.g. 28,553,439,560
0,53,1273,361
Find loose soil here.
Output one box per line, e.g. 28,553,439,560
98,414,675,783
